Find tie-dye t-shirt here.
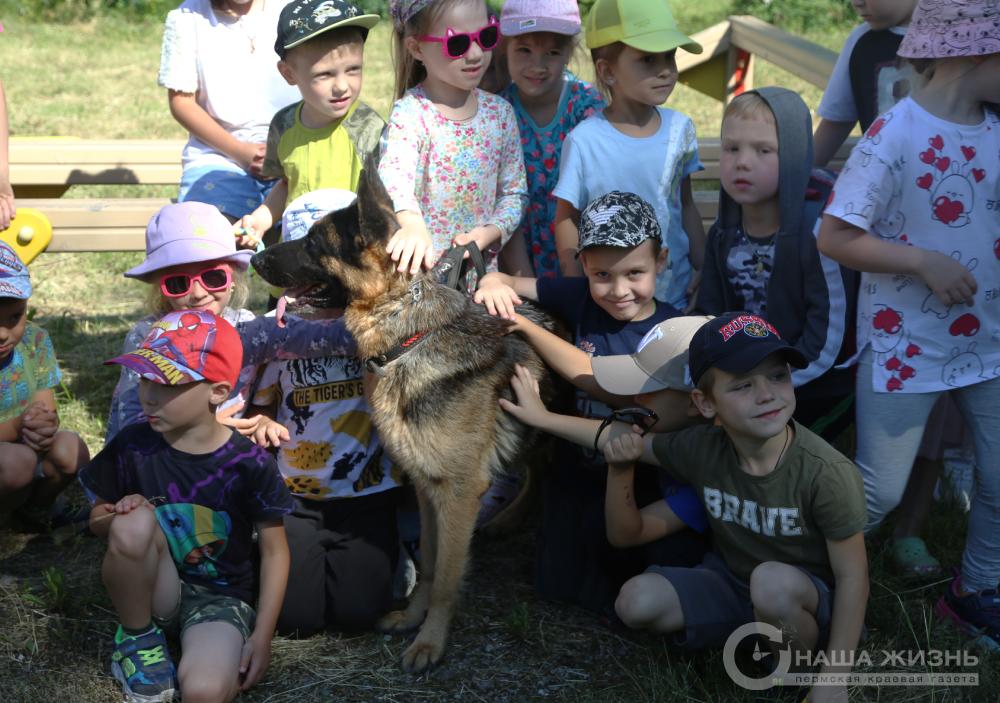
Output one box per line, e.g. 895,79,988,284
500,73,605,278
0,323,62,424
80,424,293,604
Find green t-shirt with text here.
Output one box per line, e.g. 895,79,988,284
652,421,866,584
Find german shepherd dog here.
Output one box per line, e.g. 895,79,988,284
251,166,558,673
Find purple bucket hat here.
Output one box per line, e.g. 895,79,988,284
898,0,1000,58
125,202,253,281
501,0,582,37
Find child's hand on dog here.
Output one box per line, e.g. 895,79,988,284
603,429,644,470
499,364,548,427
387,213,435,275
474,279,522,320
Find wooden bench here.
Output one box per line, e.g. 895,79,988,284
11,137,858,253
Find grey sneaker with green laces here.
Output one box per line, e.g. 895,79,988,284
110,624,178,702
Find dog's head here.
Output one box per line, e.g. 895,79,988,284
251,162,402,307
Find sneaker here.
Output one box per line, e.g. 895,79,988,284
935,575,1000,652
110,625,178,702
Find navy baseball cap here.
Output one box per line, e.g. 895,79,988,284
276,0,379,58
688,312,807,386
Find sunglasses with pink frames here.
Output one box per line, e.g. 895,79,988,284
417,17,501,59
160,265,232,299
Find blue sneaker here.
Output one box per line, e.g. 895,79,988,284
935,575,1000,652
110,625,178,702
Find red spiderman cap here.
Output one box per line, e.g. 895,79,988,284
106,310,242,388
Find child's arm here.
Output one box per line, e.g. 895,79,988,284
167,91,265,178
88,495,151,539
553,199,583,277
603,431,685,547
237,180,287,248
0,415,23,443
0,79,13,230
812,119,855,168
239,520,289,691
499,364,660,465
680,177,706,310
818,214,976,306
19,389,59,452
473,272,539,319
810,532,868,703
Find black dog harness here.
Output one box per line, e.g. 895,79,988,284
364,330,432,375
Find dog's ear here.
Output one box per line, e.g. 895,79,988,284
357,153,401,245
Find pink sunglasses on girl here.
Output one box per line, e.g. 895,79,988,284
160,265,232,298
418,17,501,59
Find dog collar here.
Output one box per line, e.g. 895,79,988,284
364,330,432,375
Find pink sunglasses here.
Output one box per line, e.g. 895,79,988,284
417,17,501,59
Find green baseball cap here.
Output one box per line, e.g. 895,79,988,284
584,0,702,54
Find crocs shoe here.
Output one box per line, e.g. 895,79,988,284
476,470,525,530
110,625,178,702
935,575,1000,652
891,536,942,578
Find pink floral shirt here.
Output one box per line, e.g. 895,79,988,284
379,87,528,269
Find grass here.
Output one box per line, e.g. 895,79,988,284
0,7,996,703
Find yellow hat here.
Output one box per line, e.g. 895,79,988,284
585,0,702,54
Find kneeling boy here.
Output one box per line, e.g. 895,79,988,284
81,310,292,703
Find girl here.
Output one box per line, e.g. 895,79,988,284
818,0,1000,649
496,0,605,278
159,0,299,221
380,0,527,277
552,0,706,311
106,201,354,444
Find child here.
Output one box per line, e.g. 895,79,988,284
475,191,707,613
0,241,88,523
502,312,869,703
0,78,13,230
496,0,605,277
107,201,353,443
552,0,705,310
818,0,1000,648
159,0,301,221
81,310,292,703
380,0,527,276
237,0,384,243
249,191,402,636
696,88,856,440
813,0,918,168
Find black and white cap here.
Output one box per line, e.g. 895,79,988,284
576,191,661,255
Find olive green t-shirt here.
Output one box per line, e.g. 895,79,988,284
262,100,385,203
651,421,866,584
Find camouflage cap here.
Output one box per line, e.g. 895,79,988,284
577,191,661,255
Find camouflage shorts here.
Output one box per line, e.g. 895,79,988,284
154,581,255,640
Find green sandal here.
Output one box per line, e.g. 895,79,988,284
891,536,942,578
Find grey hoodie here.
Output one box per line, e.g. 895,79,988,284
696,87,857,394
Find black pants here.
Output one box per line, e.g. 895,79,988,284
536,445,708,618
277,489,400,636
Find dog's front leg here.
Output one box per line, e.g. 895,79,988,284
401,472,488,674
377,483,437,635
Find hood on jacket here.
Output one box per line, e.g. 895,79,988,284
719,87,814,239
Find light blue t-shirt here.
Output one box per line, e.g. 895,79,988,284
553,107,703,308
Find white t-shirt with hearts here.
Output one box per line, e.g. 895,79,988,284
825,97,1000,394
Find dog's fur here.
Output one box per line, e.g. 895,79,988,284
252,167,557,673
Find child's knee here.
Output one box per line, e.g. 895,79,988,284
0,443,38,492
44,431,89,478
749,562,814,618
615,573,678,629
106,508,160,559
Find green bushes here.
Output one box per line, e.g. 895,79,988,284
730,0,855,32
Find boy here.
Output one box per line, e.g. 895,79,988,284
475,192,707,614
696,88,855,440
80,310,293,703
237,0,383,243
0,241,88,524
813,0,918,167
502,312,869,703
249,194,402,636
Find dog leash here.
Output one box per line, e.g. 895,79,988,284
364,329,433,375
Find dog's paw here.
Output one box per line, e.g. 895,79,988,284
376,609,424,635
401,637,445,674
